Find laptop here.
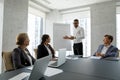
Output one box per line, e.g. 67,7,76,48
23,55,51,80
48,48,66,67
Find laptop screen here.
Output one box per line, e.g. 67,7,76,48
29,55,51,80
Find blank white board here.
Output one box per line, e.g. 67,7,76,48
53,23,71,51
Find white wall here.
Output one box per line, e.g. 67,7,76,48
91,1,116,54
45,10,63,45
0,0,4,74
116,6,120,14
2,0,29,51
62,10,90,20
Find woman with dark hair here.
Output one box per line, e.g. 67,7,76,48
37,34,56,59
12,33,35,69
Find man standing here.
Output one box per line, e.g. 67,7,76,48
63,19,85,57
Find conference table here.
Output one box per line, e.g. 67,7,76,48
0,58,120,80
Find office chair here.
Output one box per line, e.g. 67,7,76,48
118,50,120,57
34,49,38,59
2,51,14,71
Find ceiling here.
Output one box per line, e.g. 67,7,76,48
33,0,112,10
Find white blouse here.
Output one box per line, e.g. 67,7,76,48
45,45,52,55
24,50,32,66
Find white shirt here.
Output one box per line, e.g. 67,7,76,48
24,50,32,66
73,26,85,43
45,45,52,55
101,45,111,54
45,45,52,59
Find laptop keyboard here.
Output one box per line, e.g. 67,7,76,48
48,61,57,66
51,61,57,66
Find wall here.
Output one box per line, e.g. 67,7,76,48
2,0,29,51
45,10,63,45
0,0,4,73
91,1,116,54
116,6,120,14
62,10,90,20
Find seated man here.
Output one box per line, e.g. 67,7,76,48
94,34,118,58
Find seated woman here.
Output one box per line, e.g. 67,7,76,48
37,34,56,59
12,33,35,69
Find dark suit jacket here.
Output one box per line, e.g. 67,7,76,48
94,44,119,58
12,47,35,69
37,44,55,59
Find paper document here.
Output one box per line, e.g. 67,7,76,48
90,56,101,59
27,66,33,70
44,67,63,77
66,55,80,60
8,72,30,80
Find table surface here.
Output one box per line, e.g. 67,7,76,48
0,58,120,80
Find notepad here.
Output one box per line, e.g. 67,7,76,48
90,56,101,59
8,72,30,80
44,67,63,77
27,66,33,70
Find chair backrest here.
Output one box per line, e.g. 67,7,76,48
2,51,14,71
118,50,120,57
34,49,37,59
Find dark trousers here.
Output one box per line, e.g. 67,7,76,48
73,42,83,56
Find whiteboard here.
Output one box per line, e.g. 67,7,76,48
53,23,71,51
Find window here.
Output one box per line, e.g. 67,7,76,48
27,13,43,57
116,14,120,49
79,18,91,57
